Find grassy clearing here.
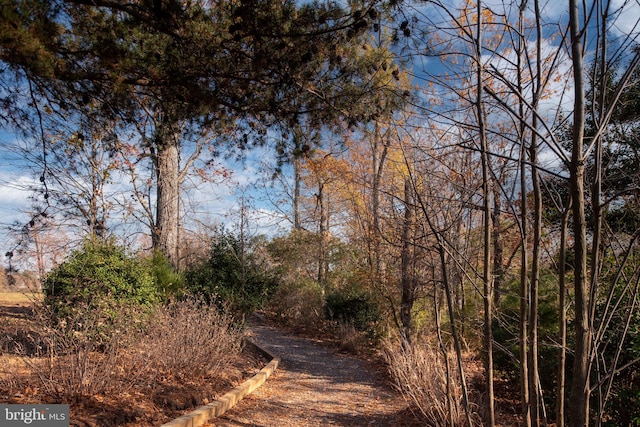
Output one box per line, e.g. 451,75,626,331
0,291,42,306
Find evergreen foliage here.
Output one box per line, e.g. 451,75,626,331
0,0,404,266
325,289,380,335
146,250,185,299
42,238,160,338
184,230,279,314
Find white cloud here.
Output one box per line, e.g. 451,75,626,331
0,173,37,223
610,0,640,41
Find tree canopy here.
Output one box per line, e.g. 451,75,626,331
1,0,406,265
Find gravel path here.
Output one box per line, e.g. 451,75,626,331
208,325,419,427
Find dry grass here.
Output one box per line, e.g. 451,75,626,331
383,337,479,426
333,321,363,353
0,291,42,306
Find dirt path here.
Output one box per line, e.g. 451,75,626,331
209,325,420,427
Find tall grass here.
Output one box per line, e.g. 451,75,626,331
383,337,473,426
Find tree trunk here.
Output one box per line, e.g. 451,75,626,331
317,181,327,285
517,4,531,422
371,121,389,284
492,183,504,306
529,1,546,421
293,154,302,230
400,177,414,344
437,236,473,427
293,131,302,230
411,164,472,426
153,121,181,268
476,2,495,422
434,284,455,427
529,118,543,426
568,0,591,422
557,203,571,427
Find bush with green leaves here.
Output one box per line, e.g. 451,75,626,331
146,250,185,299
42,238,160,338
325,288,381,339
184,230,279,314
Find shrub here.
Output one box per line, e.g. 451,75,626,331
136,297,243,379
333,320,362,353
267,277,324,330
42,238,160,339
9,298,243,402
184,231,279,314
492,272,559,384
146,250,185,299
14,303,137,399
325,289,380,338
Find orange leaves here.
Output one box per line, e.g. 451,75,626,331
193,161,232,183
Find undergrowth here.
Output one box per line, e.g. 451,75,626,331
2,297,243,403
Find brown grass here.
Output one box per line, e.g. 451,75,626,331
0,291,42,306
383,337,480,426
333,321,364,353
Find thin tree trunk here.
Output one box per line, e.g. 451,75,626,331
589,8,608,423
293,155,301,230
33,226,45,280
434,284,455,427
408,165,473,426
437,236,473,427
492,183,504,306
517,3,531,422
568,0,591,422
371,121,389,285
476,1,495,423
529,116,543,426
557,203,571,427
400,177,415,344
293,131,302,230
240,195,247,283
317,181,326,285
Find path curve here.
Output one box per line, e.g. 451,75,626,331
208,325,419,427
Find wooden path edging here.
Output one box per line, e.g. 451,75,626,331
160,338,280,427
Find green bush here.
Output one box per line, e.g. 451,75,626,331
325,289,380,338
42,238,160,338
492,271,560,409
146,250,185,299
184,230,279,314
595,267,640,426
